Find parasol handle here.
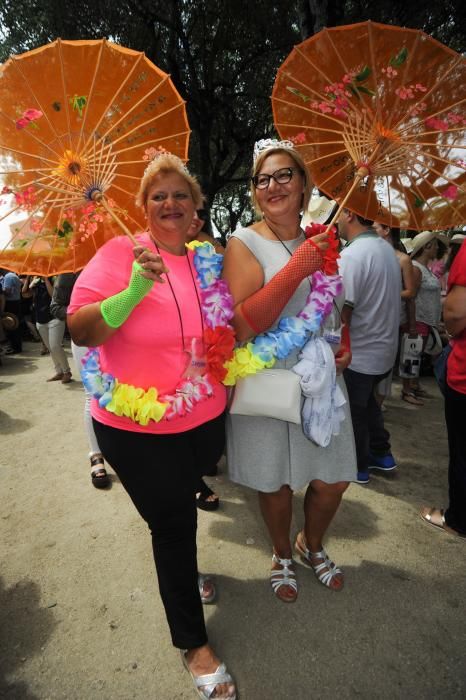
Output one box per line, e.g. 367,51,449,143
323,171,367,234
92,192,138,245
323,147,380,235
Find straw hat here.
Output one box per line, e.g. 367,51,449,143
1,312,19,331
401,237,414,254
409,231,449,257
301,195,337,229
450,233,466,244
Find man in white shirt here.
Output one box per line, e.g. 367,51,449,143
338,209,402,484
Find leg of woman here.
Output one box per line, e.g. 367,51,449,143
297,480,349,591
94,420,207,648
36,322,60,379
94,416,235,698
258,486,296,602
71,342,108,486
48,318,70,378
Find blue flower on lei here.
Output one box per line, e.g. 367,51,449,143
192,244,223,288
81,349,115,408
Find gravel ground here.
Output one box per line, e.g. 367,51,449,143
1,342,465,699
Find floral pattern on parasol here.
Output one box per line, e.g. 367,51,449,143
0,39,190,275
272,21,466,230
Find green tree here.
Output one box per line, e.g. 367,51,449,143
0,0,300,236
1,0,465,235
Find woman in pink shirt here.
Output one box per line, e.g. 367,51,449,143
68,153,237,700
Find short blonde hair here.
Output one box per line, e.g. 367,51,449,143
136,153,203,210
250,147,312,216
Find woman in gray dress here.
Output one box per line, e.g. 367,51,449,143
223,140,357,601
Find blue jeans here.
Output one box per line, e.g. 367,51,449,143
343,368,391,473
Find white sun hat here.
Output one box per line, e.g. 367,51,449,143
409,231,449,257
301,195,337,229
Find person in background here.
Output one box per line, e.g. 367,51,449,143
224,140,356,600
338,209,401,485
22,276,72,383
408,231,443,400
186,210,225,253
68,152,237,700
444,233,465,288
1,269,23,354
373,222,418,406
420,238,466,538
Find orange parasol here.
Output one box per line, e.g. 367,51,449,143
0,39,190,276
272,21,466,231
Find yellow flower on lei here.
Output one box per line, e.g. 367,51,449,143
186,240,204,250
223,344,275,385
106,381,167,425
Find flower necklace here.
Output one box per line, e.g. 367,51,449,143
80,241,235,426
222,223,343,385
81,226,342,423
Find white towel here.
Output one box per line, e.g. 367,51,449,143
292,337,346,447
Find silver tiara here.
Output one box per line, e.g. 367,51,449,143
253,138,295,163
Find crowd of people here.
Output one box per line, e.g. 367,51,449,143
1,139,465,700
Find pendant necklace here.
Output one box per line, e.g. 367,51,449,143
152,239,206,379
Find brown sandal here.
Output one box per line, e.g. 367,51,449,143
420,506,466,538
402,390,424,406
90,455,110,489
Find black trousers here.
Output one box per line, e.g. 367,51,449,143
444,383,466,535
93,413,225,649
343,368,391,472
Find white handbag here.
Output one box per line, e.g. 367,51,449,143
229,368,302,423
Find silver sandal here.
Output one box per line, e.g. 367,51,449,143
295,533,344,591
181,650,237,699
270,553,298,602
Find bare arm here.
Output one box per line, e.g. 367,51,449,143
68,302,117,346
222,237,264,341
21,276,33,299
443,285,466,337
44,277,53,297
399,254,416,300
341,304,353,328
68,246,169,347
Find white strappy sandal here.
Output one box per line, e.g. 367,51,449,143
181,650,237,699
270,553,298,603
295,532,344,591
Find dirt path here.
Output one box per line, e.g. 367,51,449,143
1,342,465,699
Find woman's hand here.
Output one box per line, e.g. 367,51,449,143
307,231,330,253
133,246,170,283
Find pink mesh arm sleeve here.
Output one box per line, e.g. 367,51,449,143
240,239,323,335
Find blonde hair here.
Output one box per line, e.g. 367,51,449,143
136,153,203,210
250,147,312,216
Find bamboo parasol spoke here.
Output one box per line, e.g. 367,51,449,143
10,59,68,157
272,21,465,230
75,41,105,155
0,38,190,275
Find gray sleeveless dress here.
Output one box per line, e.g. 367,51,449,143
226,227,357,493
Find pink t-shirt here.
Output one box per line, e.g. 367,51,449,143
68,233,227,433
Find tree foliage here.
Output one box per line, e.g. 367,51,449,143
1,0,465,237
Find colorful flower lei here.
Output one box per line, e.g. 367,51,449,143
223,225,343,385
81,242,235,426
82,230,342,423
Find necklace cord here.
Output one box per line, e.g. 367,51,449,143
152,240,204,352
